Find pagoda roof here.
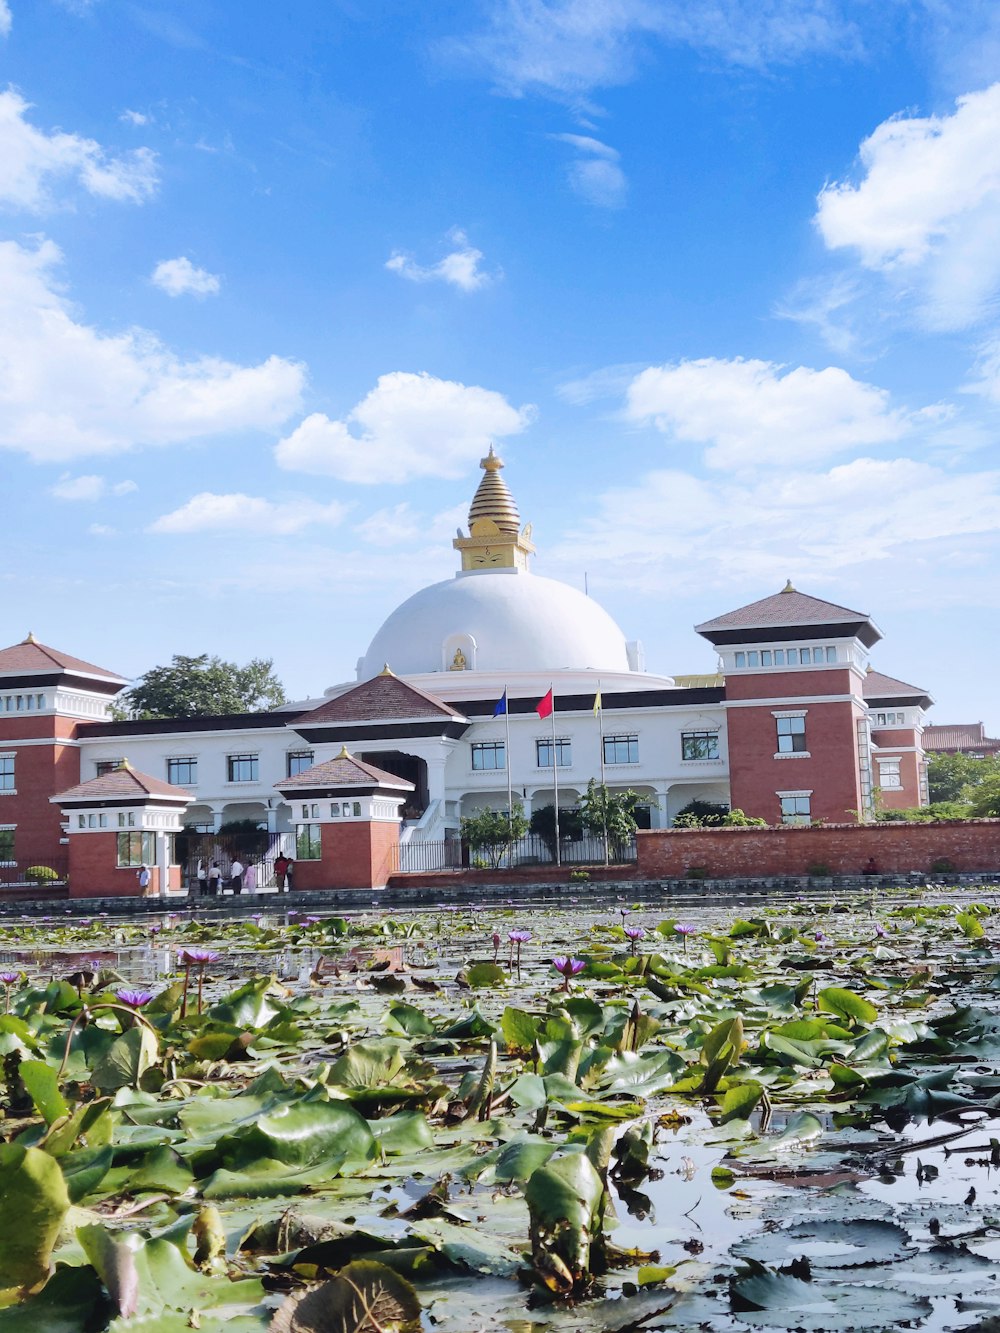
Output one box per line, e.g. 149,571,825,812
696,584,881,648
277,750,415,792
300,670,465,725
863,669,933,710
0,635,126,684
52,763,193,805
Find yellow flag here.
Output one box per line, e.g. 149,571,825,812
593,690,602,716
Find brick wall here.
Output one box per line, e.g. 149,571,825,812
0,713,81,864
292,819,403,891
68,832,161,898
387,863,630,891
636,819,1000,878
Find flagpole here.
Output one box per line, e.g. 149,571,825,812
597,679,609,866
503,686,514,868
551,685,561,867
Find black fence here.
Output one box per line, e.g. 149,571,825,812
393,832,637,874
0,858,70,895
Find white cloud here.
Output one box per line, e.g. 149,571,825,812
149,492,348,536
815,84,1000,330
275,371,533,484
355,502,468,548
88,523,116,537
0,238,304,462
151,256,221,298
623,356,908,469
51,473,137,500
553,456,1000,599
386,228,494,292
0,2,11,38
120,110,150,126
447,0,859,103
0,87,158,210
553,133,626,208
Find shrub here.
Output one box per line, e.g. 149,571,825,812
25,865,60,885
570,869,591,882
930,857,956,875
686,865,708,880
807,863,832,878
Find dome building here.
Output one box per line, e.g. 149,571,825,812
0,450,935,894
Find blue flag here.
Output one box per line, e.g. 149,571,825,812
493,689,508,717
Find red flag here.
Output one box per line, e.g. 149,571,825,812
536,688,553,719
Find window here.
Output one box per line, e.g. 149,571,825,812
167,757,197,785
604,734,639,764
117,812,136,828
0,756,13,792
471,741,505,771
786,648,798,665
300,803,319,819
681,731,719,761
874,711,905,727
0,829,13,862
537,738,572,768
287,750,314,778
735,652,746,667
877,759,902,790
776,715,807,754
117,831,155,867
227,753,258,783
779,794,811,824
296,823,321,860
96,760,123,777
774,650,785,665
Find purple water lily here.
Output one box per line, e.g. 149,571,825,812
508,928,531,974
179,948,221,1018
116,988,153,1009
674,922,696,952
552,956,586,991
874,922,887,938
814,929,828,944
491,932,501,964
624,924,646,955
0,970,19,1014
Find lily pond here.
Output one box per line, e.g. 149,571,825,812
3,890,1000,1333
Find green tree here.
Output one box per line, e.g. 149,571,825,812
926,752,1000,804
672,799,730,827
967,774,1000,818
460,802,529,869
529,804,586,861
117,654,287,719
579,780,645,859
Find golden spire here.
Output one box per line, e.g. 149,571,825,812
468,446,521,535
379,663,395,676
453,447,535,573
23,631,36,643
781,579,796,593
337,744,351,759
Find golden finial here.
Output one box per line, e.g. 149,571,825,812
480,444,503,472
24,631,36,643
337,744,351,759
781,579,796,593
379,663,395,676
454,447,535,571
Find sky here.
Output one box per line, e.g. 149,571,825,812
3,1,1000,723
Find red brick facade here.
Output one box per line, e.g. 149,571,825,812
68,831,163,898
0,713,80,865
293,819,402,891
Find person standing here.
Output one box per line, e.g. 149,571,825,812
274,852,289,892
244,861,257,895
284,856,294,894
230,856,245,895
137,864,151,894
208,861,222,896
196,859,207,897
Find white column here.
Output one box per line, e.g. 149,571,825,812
155,830,168,897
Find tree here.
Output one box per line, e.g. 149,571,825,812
579,781,644,858
967,774,1000,819
672,799,730,827
461,802,529,869
117,654,287,719
927,752,1000,804
529,803,586,860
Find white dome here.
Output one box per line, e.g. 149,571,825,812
358,569,632,679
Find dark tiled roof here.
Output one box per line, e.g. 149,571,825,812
301,671,465,725
53,764,193,804
0,636,126,682
696,587,871,633
923,724,1000,751
863,669,928,699
278,751,415,791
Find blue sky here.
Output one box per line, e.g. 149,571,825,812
3,1,1000,723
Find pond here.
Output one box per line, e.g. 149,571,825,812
1,885,999,1332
